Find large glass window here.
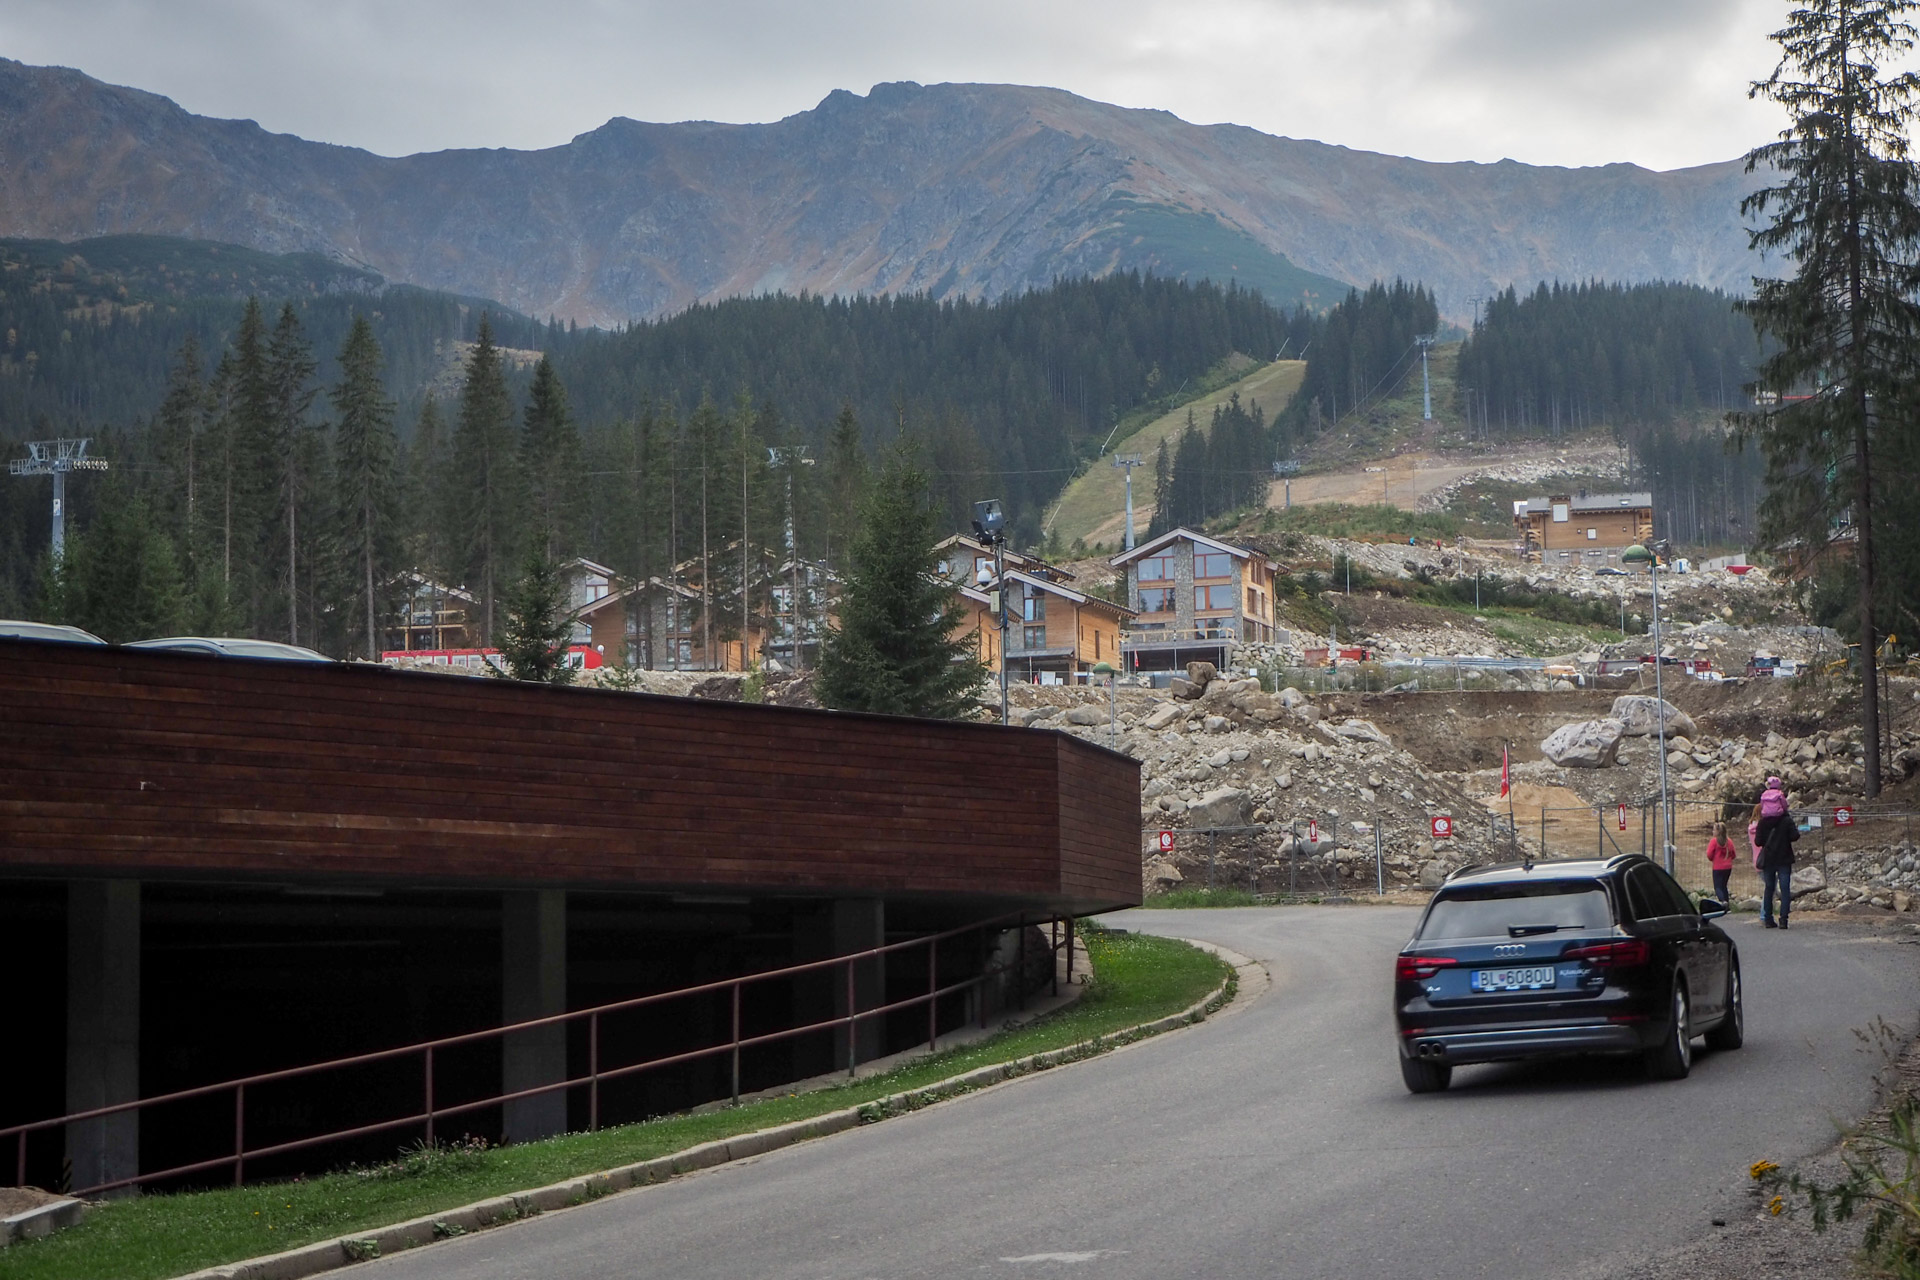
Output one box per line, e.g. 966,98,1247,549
1023,593,1046,621
1023,625,1048,649
1194,552,1233,579
1137,587,1175,614
1136,554,1176,582
1194,584,1235,611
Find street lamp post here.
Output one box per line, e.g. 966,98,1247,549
973,499,1010,725
1093,660,1116,748
1623,541,1673,873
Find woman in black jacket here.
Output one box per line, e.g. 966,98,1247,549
1756,808,1800,929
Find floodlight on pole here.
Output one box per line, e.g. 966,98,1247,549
1623,540,1673,873
1111,454,1144,551
972,499,1010,725
9,438,109,560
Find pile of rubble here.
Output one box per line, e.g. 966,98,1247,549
1013,662,1517,898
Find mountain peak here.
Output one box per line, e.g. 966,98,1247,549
0,60,1763,327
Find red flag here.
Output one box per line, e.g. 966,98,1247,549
1500,744,1511,798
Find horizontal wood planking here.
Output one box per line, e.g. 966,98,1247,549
0,644,1140,909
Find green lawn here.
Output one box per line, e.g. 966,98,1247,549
3,930,1228,1280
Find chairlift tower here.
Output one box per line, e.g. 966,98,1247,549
9,438,109,559
1416,334,1437,421
1110,454,1144,550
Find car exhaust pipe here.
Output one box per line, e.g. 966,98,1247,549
1417,1041,1446,1059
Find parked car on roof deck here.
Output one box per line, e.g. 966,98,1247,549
0,619,106,644
1393,855,1741,1093
125,636,332,662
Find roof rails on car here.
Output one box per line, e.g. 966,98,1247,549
1443,863,1482,881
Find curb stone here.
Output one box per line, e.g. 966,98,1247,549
173,950,1240,1280
2,1197,88,1247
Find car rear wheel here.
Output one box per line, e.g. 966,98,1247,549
1705,959,1744,1051
1645,981,1693,1080
1400,1054,1452,1094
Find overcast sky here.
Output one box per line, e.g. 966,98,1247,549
3,0,1794,170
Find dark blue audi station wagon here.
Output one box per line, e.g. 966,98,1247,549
1393,855,1742,1093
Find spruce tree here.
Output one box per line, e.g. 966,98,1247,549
494,547,576,684
454,316,521,644
267,303,319,644
521,356,579,561
814,446,982,719
331,315,398,660
40,484,186,643
823,403,867,573
1737,0,1920,795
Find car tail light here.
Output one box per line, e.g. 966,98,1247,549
1562,939,1651,969
1396,955,1456,981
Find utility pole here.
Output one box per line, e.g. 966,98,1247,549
1417,334,1437,421
9,438,109,560
972,500,1009,724
1111,454,1144,551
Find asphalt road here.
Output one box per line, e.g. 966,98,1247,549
353,908,1920,1280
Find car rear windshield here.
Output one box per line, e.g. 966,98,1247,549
1419,880,1613,940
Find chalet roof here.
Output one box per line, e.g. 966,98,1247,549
1516,492,1653,517
935,534,1074,581
1109,526,1271,569
997,567,1137,617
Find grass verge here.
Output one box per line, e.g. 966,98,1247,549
4,930,1228,1280
1143,887,1266,909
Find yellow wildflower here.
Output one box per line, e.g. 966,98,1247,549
1750,1159,1780,1180
1769,1196,1784,1216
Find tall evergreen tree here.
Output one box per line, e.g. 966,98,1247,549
331,315,398,660
39,484,186,643
151,337,206,558
815,446,983,719
520,356,579,561
267,303,319,644
454,316,521,643
1737,0,1920,795
823,403,867,573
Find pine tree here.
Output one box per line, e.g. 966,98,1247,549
494,547,576,684
823,403,867,573
815,446,983,719
267,303,318,644
454,316,521,644
331,315,398,660
1737,0,1920,796
151,337,206,558
521,356,579,561
40,484,186,644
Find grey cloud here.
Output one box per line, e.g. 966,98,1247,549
0,0,1788,167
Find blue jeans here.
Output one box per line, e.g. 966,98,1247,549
1712,867,1732,904
1762,866,1792,922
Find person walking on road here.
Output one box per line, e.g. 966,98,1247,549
1705,821,1737,905
1756,805,1800,929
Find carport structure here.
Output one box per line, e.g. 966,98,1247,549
0,642,1139,1192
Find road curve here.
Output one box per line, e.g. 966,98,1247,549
350,907,1918,1280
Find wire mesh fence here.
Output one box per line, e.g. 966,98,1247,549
1151,800,1920,906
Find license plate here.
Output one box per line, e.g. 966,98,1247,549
1472,966,1556,992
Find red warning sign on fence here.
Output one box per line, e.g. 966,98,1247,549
1618,804,1628,831
1157,829,1175,852
1308,819,1320,844
1834,807,1855,827
1432,815,1453,840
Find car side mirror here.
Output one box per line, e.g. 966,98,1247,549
1697,899,1730,921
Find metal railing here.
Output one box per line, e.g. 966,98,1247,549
6,911,1072,1198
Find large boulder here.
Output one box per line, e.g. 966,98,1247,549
1335,718,1391,746
1610,696,1697,740
1791,864,1828,895
1143,855,1184,892
1141,702,1183,731
1541,719,1626,768
1189,786,1252,829
1065,705,1106,726
1278,686,1308,710
1185,660,1219,688
1168,677,1202,701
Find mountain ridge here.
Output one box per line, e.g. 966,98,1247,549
0,59,1764,327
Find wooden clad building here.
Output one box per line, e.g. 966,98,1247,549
1514,491,1654,565
1,641,1139,1190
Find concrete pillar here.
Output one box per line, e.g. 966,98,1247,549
501,889,567,1144
830,899,885,1070
66,880,140,1195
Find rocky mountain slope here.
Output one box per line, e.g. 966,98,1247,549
0,59,1765,328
